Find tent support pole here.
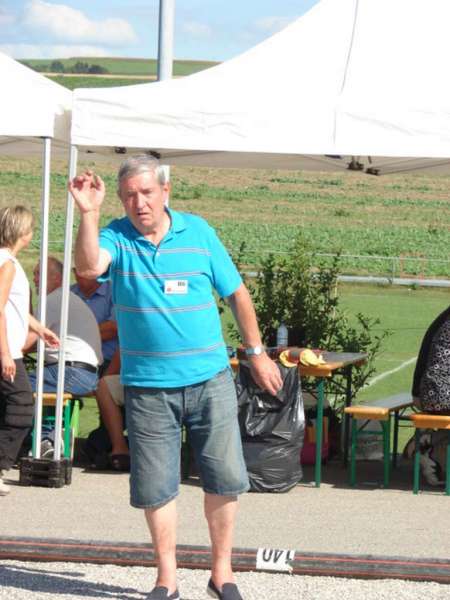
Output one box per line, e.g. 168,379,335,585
32,136,52,458
53,145,78,461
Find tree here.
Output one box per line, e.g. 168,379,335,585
227,233,390,408
50,60,65,73
88,64,109,74
71,61,90,74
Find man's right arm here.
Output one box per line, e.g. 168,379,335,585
69,171,112,278
75,212,111,278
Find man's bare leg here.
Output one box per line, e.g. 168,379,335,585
95,378,129,456
144,499,178,593
204,493,238,587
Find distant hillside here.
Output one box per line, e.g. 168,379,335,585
21,56,219,77
47,75,151,90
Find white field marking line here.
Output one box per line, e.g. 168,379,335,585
365,356,417,388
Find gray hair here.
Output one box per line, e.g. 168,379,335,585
0,205,34,248
47,256,64,277
117,154,167,195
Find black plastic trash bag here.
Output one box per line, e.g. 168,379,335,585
236,363,305,492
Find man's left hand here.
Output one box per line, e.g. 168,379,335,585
248,353,283,396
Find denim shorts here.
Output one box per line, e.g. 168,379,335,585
125,368,250,508
28,364,98,396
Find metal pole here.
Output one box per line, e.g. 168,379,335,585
53,145,78,461
157,0,175,81
157,0,175,195
32,136,51,458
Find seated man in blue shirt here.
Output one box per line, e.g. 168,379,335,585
71,269,117,375
70,155,282,600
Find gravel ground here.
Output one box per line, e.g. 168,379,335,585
0,561,448,600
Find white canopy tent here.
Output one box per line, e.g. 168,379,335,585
0,52,70,147
0,52,72,461
71,0,450,175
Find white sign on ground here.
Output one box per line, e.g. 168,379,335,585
256,547,296,573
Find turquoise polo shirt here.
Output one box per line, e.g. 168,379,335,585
98,209,242,388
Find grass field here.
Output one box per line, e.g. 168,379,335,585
21,56,220,91
335,283,450,449
48,75,151,89
339,284,448,400
23,57,219,77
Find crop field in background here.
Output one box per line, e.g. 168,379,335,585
23,57,218,77
48,75,150,89
23,56,218,90
1,153,449,278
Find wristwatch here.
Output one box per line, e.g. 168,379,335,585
244,345,264,357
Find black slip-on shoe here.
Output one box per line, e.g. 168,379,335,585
207,578,243,600
146,586,180,600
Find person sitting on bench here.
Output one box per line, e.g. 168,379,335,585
409,305,450,485
25,257,103,396
84,349,130,471
71,268,118,376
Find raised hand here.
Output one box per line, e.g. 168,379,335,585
68,170,106,214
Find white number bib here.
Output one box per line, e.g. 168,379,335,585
164,280,188,295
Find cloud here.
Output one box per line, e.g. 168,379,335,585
182,21,213,39
0,7,15,26
0,43,113,59
254,16,296,34
22,0,137,46
124,4,158,19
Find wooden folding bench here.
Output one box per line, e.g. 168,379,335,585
33,393,83,459
344,392,413,487
410,413,450,495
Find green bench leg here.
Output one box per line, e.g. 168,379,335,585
314,379,325,488
349,417,357,487
382,419,391,487
68,399,81,460
70,399,81,439
392,411,399,468
63,402,71,459
413,428,421,494
32,399,80,460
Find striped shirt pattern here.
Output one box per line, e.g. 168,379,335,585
99,209,242,387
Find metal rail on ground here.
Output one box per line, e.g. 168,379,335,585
0,537,449,584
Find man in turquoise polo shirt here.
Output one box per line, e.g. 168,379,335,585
70,155,282,600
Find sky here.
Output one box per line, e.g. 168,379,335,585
0,0,319,62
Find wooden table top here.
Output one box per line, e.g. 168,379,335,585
230,350,367,377
299,351,367,377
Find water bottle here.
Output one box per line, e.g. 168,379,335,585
276,322,288,347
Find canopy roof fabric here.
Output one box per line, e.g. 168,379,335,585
71,0,450,174
0,52,71,143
